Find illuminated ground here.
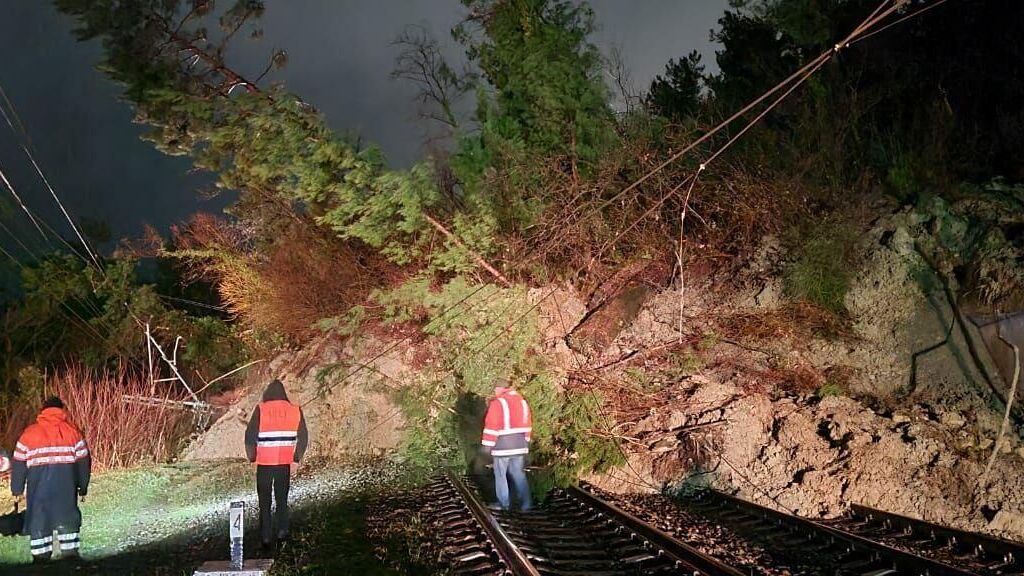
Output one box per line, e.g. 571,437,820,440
0,460,422,575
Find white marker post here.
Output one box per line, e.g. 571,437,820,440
230,500,244,569
193,501,273,576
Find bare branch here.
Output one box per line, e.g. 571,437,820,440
391,25,472,130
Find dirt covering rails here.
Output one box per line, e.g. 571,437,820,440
584,485,787,576
589,380,1024,541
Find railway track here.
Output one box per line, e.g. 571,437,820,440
677,488,1024,576
438,473,743,576
427,473,1024,576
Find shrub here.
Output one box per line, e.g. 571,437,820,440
816,380,845,398
2,365,192,471
783,220,857,315
366,277,622,485
170,214,386,343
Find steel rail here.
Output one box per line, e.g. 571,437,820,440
569,485,746,576
850,503,1024,571
702,490,983,576
447,472,542,576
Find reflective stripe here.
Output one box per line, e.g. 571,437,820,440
58,532,79,542
31,535,53,546
20,446,78,457
60,541,80,550
258,432,297,440
256,440,297,447
26,455,79,467
491,447,529,456
481,439,496,447
494,427,531,435
16,445,89,464
521,400,529,419
31,545,52,555
498,397,511,429
484,427,531,436
16,442,28,451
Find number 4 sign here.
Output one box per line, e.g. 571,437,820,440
230,500,244,569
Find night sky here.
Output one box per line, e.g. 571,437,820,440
0,1,728,251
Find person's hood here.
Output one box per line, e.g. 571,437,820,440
262,379,289,402
37,407,68,423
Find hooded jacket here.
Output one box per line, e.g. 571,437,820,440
11,407,90,536
244,380,308,465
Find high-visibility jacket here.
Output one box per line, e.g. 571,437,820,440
255,400,301,465
481,389,532,457
245,381,309,467
11,408,91,538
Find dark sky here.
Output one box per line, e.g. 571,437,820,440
0,1,728,251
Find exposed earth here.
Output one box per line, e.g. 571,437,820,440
185,200,1024,544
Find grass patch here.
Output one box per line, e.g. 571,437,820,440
0,461,253,567
0,461,424,575
816,380,846,398
783,219,857,315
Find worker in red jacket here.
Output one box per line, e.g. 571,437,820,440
11,397,90,563
244,380,308,549
481,384,532,511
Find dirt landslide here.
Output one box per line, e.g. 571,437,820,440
184,201,1024,541
184,333,409,462
582,202,1024,541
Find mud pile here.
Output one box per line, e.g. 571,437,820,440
183,333,409,461
583,201,1024,540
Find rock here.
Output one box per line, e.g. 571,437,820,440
939,410,967,428
650,438,678,454
665,410,689,431
988,509,1024,538
978,438,994,451
893,413,912,424
889,225,915,256
753,279,782,308
1016,445,1024,459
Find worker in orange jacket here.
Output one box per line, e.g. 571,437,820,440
244,380,308,549
11,397,90,563
481,384,533,511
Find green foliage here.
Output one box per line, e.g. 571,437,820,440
455,0,614,164
783,220,856,315
316,305,368,337
377,277,622,484
646,51,706,121
0,254,244,390
914,182,1024,307
444,0,618,237
816,379,845,398
56,0,476,270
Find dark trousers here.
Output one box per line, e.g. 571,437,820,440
30,526,80,561
256,465,291,544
